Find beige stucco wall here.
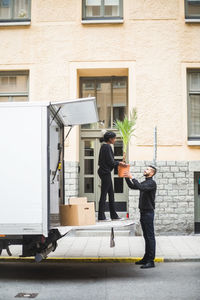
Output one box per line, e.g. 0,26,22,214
0,0,200,162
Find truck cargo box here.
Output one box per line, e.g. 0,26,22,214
0,98,98,238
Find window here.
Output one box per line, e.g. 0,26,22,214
0,0,31,22
82,0,123,21
185,0,200,20
187,70,200,140
0,71,29,102
80,77,127,129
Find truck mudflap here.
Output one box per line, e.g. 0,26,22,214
0,236,22,257
22,229,62,261
0,239,13,256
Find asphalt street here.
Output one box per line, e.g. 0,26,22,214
0,262,199,300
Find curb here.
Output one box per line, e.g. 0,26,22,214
164,258,200,262
0,257,200,263
0,257,163,263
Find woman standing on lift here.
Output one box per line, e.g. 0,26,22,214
98,131,125,221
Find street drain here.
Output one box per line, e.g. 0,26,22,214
15,293,38,298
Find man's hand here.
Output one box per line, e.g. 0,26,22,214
124,170,133,179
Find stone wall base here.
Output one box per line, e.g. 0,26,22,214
63,160,199,235
64,161,79,203
128,161,197,235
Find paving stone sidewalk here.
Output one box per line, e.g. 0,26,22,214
1,235,200,262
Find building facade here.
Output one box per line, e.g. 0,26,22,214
0,0,200,234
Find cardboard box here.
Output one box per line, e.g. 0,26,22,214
60,202,95,226
68,197,87,205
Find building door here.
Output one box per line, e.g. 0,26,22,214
194,172,200,233
80,137,126,211
80,138,99,210
79,76,128,212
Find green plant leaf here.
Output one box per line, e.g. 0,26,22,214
114,108,137,161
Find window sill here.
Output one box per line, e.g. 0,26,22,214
188,140,200,146
0,21,31,27
81,19,123,24
185,19,200,23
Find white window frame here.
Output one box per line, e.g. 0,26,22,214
0,70,29,102
187,69,200,142
80,76,128,129
185,0,200,22
0,0,31,26
82,0,123,24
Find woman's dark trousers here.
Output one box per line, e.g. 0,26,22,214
98,170,118,220
140,211,156,262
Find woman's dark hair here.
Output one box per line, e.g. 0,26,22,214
103,131,116,142
99,137,105,143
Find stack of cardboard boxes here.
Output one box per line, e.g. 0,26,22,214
60,197,96,226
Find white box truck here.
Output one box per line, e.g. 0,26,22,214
0,97,99,261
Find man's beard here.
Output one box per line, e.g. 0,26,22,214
144,173,148,177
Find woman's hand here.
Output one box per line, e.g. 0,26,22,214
119,161,126,166
124,171,133,179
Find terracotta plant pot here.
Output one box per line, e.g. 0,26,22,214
118,164,130,178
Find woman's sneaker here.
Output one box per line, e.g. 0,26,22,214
111,216,124,221
98,218,111,222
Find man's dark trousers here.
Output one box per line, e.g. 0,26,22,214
140,210,156,262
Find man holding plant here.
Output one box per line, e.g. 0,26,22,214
114,109,156,268
124,166,157,269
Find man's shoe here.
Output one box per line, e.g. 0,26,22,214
135,259,147,265
140,262,155,269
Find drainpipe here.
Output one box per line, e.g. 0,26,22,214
153,126,157,166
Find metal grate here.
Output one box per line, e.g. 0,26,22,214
15,293,38,299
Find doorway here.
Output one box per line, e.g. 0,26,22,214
79,138,127,211
194,172,200,233
79,76,128,212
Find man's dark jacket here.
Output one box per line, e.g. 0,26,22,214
125,177,157,210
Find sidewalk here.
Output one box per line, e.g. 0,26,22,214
0,235,200,262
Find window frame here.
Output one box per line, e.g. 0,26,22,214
187,69,200,141
82,0,123,22
0,0,31,23
185,0,200,21
0,70,29,102
80,76,128,130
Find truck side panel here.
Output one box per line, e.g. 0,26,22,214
0,106,48,236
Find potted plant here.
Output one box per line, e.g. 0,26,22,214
114,108,137,177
